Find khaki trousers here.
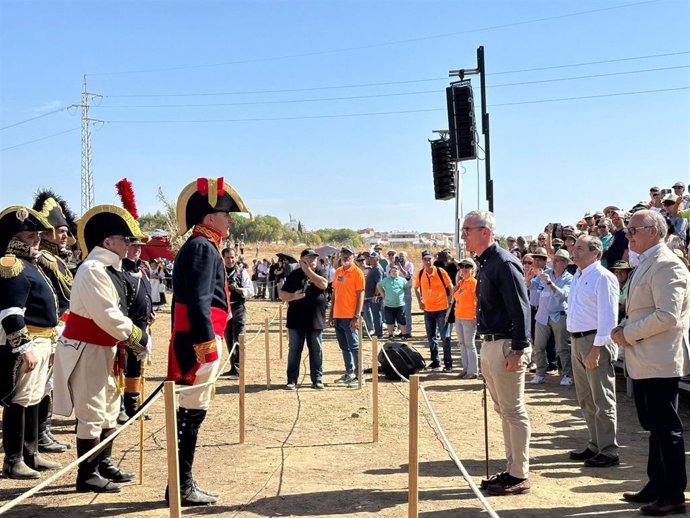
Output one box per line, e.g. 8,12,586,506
480,338,531,479
13,336,52,407
570,334,618,456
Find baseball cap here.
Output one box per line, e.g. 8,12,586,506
552,238,564,246
341,245,355,255
506,235,516,241
421,250,434,259
458,258,475,267
369,251,380,259
300,248,319,258
387,249,397,256
583,212,594,219
673,181,685,189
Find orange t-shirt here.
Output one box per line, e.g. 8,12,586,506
416,266,451,312
453,276,477,320
332,265,365,319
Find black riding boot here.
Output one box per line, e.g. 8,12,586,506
38,395,69,452
116,396,129,425
76,437,120,493
165,408,217,506
23,403,61,471
98,427,134,482
2,404,39,479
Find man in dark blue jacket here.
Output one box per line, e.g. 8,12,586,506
462,210,532,497
167,177,251,506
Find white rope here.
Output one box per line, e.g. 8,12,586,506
0,385,165,515
378,342,500,517
418,386,500,518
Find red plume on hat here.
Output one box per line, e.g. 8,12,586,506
115,178,139,219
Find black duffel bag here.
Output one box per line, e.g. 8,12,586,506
378,342,426,381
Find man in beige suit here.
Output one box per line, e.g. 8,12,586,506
612,209,690,517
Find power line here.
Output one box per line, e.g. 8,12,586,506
103,50,689,99
102,85,689,124
93,65,690,109
1,128,79,152
88,0,659,76
0,106,76,131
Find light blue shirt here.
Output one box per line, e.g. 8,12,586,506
534,270,573,326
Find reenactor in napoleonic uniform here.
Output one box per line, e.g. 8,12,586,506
31,190,78,453
114,178,155,423
0,206,61,479
119,235,155,421
166,177,251,506
53,205,151,493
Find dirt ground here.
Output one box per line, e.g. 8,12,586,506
2,280,690,517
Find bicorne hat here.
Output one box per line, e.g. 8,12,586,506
77,205,148,257
32,190,77,246
0,206,53,253
176,177,251,235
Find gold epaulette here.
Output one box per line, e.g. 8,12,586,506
0,255,24,279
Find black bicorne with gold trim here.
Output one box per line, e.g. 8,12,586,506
0,206,53,254
176,177,252,235
77,205,148,257
32,190,78,246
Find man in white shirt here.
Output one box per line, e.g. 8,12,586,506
566,235,620,468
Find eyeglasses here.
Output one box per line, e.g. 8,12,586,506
460,226,486,234
597,225,608,229
522,260,533,265
625,225,653,235
459,265,473,269
674,186,684,190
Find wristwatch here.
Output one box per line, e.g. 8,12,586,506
547,280,553,286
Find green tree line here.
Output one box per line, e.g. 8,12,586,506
137,206,362,248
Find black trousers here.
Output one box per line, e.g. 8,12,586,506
224,304,246,374
632,377,686,502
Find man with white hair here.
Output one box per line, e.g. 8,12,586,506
612,210,689,516
461,210,532,496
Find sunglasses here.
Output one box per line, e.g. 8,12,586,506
459,265,473,269
625,225,653,235
522,260,534,265
597,225,608,229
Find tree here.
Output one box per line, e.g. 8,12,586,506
138,211,168,232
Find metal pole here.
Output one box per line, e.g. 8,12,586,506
477,46,493,213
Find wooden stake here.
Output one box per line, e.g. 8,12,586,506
138,373,146,484
279,305,284,359
357,318,363,389
408,375,419,518
264,317,271,389
164,381,181,518
372,337,379,443
239,334,246,444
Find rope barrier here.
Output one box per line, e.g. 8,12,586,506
0,382,165,516
0,304,282,513
377,341,500,517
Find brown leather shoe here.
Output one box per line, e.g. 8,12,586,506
487,476,531,496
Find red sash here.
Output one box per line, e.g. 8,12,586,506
62,312,120,347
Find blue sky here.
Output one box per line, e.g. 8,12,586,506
1,0,689,238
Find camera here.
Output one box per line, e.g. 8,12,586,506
662,188,672,195
228,282,238,291
395,257,402,265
